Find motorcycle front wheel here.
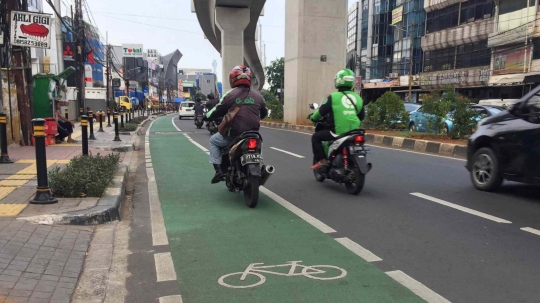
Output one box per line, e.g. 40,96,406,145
345,167,365,195
244,174,260,208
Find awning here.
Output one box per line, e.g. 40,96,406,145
488,74,526,85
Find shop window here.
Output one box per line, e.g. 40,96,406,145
423,47,455,72
455,40,490,68
461,0,494,25
426,3,459,33
499,0,528,15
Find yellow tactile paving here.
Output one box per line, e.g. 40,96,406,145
0,187,17,200
55,159,70,164
6,175,35,180
0,204,28,216
0,180,29,187
16,159,35,164
16,164,37,175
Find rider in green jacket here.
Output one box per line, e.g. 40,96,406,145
310,69,365,170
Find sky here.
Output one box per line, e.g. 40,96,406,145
44,0,356,82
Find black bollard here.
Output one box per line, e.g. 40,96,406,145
81,115,89,156
88,111,96,140
64,108,69,120
79,108,83,120
98,110,104,132
106,108,112,127
0,113,13,164
30,119,58,204
129,108,133,122
120,110,125,129
113,112,121,141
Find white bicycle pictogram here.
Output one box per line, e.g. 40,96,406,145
218,261,347,289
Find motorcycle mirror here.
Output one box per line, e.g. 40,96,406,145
310,103,319,110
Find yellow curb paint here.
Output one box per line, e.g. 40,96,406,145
0,187,17,200
0,204,28,216
0,180,29,187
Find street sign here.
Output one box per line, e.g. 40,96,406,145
122,44,143,57
112,78,121,87
10,11,52,49
129,81,138,89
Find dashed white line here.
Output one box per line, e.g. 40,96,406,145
521,227,540,236
259,187,336,234
335,237,382,262
410,192,512,224
386,270,451,303
154,252,177,282
270,147,305,158
159,295,183,303
183,134,209,152
171,117,181,131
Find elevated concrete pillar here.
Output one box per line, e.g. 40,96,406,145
284,0,347,125
215,7,251,91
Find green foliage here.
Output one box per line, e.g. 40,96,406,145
265,57,284,95
420,90,452,133
449,96,480,139
266,100,284,120
130,116,148,124
362,92,408,129
120,123,138,131
49,153,121,198
261,89,277,102
194,91,207,101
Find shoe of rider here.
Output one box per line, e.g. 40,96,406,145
205,65,268,184
309,69,366,170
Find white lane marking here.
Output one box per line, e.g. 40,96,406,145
521,227,540,236
183,134,209,152
386,270,451,303
147,119,170,246
154,252,177,282
159,295,183,303
260,187,336,234
171,117,181,131
270,147,305,158
410,192,511,224
261,126,465,162
180,127,336,234
335,237,382,262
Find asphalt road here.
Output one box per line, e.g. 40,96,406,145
173,116,540,303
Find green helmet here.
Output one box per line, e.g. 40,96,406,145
334,69,356,90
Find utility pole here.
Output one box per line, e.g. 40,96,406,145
105,32,110,115
124,57,130,101
54,0,64,73
408,21,414,104
74,0,85,118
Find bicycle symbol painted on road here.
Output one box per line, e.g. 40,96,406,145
218,261,347,289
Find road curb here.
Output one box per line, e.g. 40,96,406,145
261,121,467,159
17,164,128,225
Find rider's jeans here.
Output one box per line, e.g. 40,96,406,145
209,133,230,165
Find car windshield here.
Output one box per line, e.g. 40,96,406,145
405,104,421,112
485,106,503,115
182,103,194,108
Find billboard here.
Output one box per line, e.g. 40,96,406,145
10,11,52,49
122,44,143,57
392,6,403,25
493,47,531,75
178,80,183,98
147,49,159,62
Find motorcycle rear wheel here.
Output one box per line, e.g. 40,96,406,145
244,175,260,208
345,167,365,195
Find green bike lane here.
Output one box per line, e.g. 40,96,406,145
149,117,427,303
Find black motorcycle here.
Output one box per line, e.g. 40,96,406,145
220,131,275,208
309,103,372,195
195,114,204,129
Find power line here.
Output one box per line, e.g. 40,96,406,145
92,13,204,35
93,11,199,22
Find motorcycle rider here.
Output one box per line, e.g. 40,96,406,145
194,98,204,126
205,65,268,184
205,93,219,127
310,69,365,170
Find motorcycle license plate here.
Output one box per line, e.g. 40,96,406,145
241,154,263,166
349,146,365,154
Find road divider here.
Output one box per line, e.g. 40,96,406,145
335,237,382,262
154,252,178,282
386,270,451,303
269,147,305,158
410,192,512,224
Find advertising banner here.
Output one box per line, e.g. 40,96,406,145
10,11,52,49
392,6,403,25
493,47,531,75
122,44,143,57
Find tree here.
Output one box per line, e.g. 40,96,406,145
265,57,284,95
260,89,276,102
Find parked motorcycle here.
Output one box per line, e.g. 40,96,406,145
220,131,275,208
308,103,372,195
195,114,204,129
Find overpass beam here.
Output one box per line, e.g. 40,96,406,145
215,7,251,91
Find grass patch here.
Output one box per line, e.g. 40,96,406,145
131,116,148,124
120,123,138,131
49,153,120,198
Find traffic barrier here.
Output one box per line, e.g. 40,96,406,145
113,112,121,141
98,110,104,132
88,111,96,140
81,115,89,156
0,113,13,164
120,110,125,129
107,108,112,127
30,118,58,204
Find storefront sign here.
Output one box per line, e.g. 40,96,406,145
363,79,399,88
122,44,143,57
10,11,52,49
43,56,50,73
147,49,159,62
419,68,490,88
392,6,403,25
355,76,362,88
493,47,531,75
178,80,183,98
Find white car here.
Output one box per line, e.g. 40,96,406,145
178,101,195,119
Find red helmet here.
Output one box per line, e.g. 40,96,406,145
229,65,252,88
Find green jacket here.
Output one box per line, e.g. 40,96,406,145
311,90,364,135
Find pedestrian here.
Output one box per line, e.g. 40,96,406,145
55,102,77,143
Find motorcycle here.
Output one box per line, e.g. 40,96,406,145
308,103,372,195
220,130,275,208
207,117,221,135
195,114,204,129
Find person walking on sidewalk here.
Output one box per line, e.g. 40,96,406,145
55,102,77,143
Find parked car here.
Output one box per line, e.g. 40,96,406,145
408,105,504,133
178,101,195,119
467,86,540,191
404,103,422,113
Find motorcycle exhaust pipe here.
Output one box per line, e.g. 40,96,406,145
260,165,275,186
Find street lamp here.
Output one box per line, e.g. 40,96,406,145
391,21,415,103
